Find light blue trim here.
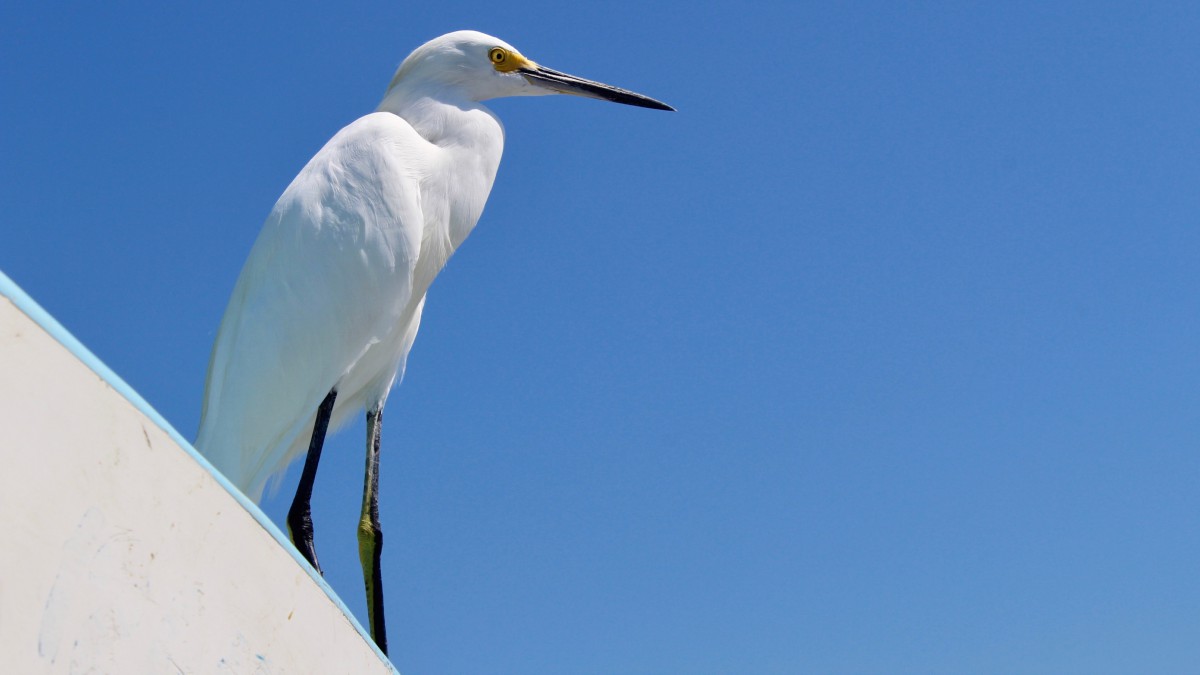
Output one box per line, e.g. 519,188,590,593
0,269,397,673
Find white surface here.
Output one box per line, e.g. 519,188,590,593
0,291,396,673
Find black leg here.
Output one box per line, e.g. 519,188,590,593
358,407,388,654
287,388,337,575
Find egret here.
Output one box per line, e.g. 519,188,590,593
194,30,671,654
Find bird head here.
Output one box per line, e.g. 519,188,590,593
384,30,673,111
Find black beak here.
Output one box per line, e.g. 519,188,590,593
520,65,675,111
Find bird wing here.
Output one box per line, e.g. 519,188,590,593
196,112,432,499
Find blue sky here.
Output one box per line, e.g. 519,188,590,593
3,2,1199,672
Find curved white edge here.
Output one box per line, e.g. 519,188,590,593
0,269,397,672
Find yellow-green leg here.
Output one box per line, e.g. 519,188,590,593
358,407,388,655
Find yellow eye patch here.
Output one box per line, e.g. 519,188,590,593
488,46,532,73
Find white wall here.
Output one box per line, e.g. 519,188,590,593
0,280,395,674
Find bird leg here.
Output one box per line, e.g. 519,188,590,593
287,388,337,575
358,406,388,654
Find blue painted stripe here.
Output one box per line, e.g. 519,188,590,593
0,269,397,673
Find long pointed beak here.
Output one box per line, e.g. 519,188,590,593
520,65,675,111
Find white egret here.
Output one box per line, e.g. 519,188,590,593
194,30,671,654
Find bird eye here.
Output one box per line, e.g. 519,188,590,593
489,47,507,64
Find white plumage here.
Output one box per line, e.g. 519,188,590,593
196,34,511,499
197,108,490,500
192,29,670,653
197,30,670,500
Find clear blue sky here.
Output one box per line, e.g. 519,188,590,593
3,2,1199,672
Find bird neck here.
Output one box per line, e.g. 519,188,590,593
375,88,505,258
376,87,499,148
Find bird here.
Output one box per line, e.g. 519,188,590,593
194,30,672,655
